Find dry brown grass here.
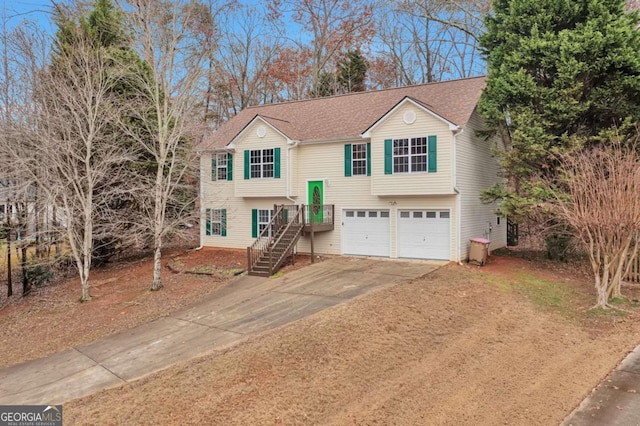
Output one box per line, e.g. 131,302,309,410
0,247,246,368
64,256,640,425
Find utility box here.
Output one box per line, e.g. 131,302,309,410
468,237,490,266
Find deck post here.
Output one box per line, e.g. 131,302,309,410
310,225,315,264
331,204,335,227
246,247,251,271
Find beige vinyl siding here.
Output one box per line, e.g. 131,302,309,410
202,154,292,249
289,145,299,198
456,109,507,257
234,120,289,198
370,102,454,196
295,141,458,260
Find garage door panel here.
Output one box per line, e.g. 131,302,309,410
398,210,450,260
342,210,390,257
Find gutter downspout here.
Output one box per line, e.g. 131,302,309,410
286,140,300,204
195,152,205,251
452,127,464,265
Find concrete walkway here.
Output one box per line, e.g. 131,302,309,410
0,257,439,405
563,344,640,426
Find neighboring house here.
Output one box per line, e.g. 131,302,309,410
0,178,61,237
198,76,506,275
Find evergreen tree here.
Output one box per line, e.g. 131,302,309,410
51,0,154,264
315,71,340,97
479,0,640,220
314,50,369,97
338,49,368,93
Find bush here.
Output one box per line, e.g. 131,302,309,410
25,264,54,288
545,232,573,262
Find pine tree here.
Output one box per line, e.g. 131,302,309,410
338,49,368,93
479,0,640,220
51,0,153,265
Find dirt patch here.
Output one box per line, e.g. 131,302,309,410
0,247,246,369
65,256,640,425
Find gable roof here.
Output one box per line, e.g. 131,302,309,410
199,76,486,150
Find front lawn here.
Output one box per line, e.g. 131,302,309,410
64,255,640,425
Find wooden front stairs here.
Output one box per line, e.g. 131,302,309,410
247,204,334,277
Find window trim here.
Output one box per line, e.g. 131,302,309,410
212,153,228,181
351,143,368,176
250,148,274,179
257,208,274,237
392,136,428,174
206,208,226,236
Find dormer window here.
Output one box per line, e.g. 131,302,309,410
250,149,274,178
243,148,281,179
393,137,427,173
384,136,437,174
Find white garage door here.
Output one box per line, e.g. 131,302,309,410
398,210,450,260
342,209,390,257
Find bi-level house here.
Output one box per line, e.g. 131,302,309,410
198,76,506,276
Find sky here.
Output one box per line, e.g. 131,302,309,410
2,0,55,33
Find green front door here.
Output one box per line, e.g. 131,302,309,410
308,180,324,224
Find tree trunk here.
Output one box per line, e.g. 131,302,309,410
6,226,11,298
34,185,42,258
151,243,162,291
21,243,30,296
150,160,165,291
596,281,608,308
79,255,92,302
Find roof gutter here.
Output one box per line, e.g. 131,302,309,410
299,136,368,145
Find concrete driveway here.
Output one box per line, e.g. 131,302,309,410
0,257,441,405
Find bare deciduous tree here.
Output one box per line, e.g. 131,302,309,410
213,5,282,118
0,16,50,298
374,0,488,87
8,35,133,301
268,0,376,97
124,0,204,291
550,140,640,309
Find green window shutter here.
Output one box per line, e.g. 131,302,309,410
211,156,217,181
428,135,437,173
221,209,227,237
366,142,371,176
274,148,281,178
205,209,211,236
251,209,258,238
227,153,233,181
283,208,289,223
384,139,393,175
344,144,352,177
244,150,250,179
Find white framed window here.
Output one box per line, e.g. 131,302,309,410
352,143,367,176
212,153,227,181
258,209,274,236
393,137,428,173
206,209,224,236
250,149,274,178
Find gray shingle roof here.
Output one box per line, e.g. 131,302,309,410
199,76,486,150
